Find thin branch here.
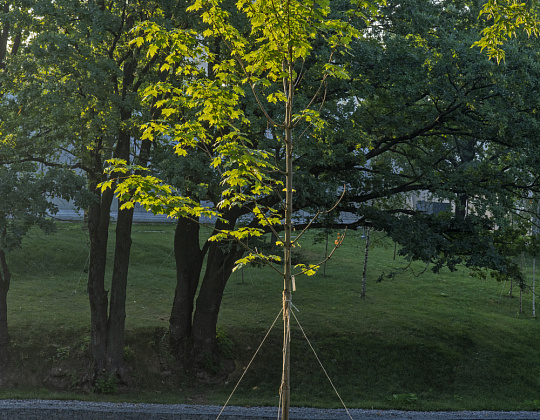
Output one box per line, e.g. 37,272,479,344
1,156,90,174
292,185,347,245
295,228,347,277
251,199,283,241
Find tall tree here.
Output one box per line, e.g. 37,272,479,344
0,1,33,387
337,0,540,276
2,0,193,385
0,164,84,387
118,5,360,369
120,0,540,374
119,1,375,416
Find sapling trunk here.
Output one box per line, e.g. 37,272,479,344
280,57,294,420
324,233,329,277
520,285,523,314
280,129,293,420
361,229,370,299
533,257,536,318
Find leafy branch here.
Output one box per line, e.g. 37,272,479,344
474,0,540,62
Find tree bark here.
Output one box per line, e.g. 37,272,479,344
278,60,295,418
169,216,204,351
191,219,243,359
87,181,114,380
87,116,135,383
0,3,9,71
0,248,11,387
456,194,468,220
509,277,514,298
106,203,134,381
454,139,473,221
105,104,136,382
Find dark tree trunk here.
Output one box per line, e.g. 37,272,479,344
191,221,244,359
85,40,149,383
105,105,136,382
455,139,474,221
106,203,134,381
87,182,114,380
0,3,9,71
169,216,204,352
456,194,468,220
0,13,19,386
0,249,11,387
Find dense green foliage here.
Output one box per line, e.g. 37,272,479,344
2,0,540,403
0,0,204,384
103,1,540,377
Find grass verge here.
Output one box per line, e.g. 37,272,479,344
2,222,540,411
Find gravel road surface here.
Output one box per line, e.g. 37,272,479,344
0,400,538,420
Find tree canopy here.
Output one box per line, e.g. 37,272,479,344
1,0,540,400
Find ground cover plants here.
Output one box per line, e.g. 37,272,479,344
1,222,540,411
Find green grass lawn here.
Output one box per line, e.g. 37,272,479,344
2,222,540,411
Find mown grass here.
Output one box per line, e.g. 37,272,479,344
2,222,540,411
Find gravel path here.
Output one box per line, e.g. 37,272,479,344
0,400,538,420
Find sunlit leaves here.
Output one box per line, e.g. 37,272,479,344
187,0,376,99
216,143,282,209
474,0,540,62
252,205,282,227
210,226,264,242
232,252,282,272
100,161,219,221
294,263,319,276
118,0,383,278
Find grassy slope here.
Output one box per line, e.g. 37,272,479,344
2,222,540,411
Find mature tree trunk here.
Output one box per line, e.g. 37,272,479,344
87,128,145,383
85,33,155,383
455,139,473,221
106,203,134,381
87,180,114,379
0,3,22,75
191,219,243,359
105,127,152,379
0,249,11,387
509,277,514,298
87,122,134,383
105,106,136,382
455,194,468,220
0,3,9,71
169,216,204,352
